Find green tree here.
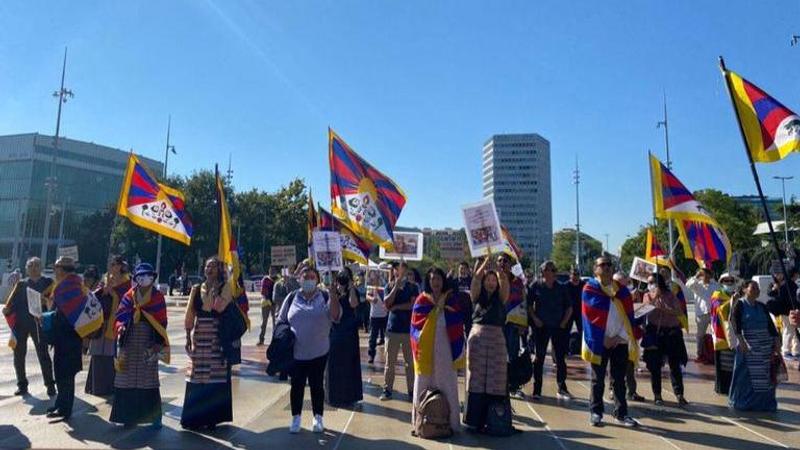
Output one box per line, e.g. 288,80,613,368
551,228,602,272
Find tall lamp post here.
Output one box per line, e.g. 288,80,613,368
774,175,793,252
41,47,74,268
573,157,581,272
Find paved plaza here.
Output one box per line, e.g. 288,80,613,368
0,296,799,449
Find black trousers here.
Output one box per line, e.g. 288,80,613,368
644,327,686,397
290,354,328,416
54,373,76,416
590,344,629,419
368,317,387,358
13,321,55,390
533,326,568,394
259,305,274,342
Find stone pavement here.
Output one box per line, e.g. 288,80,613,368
0,299,799,449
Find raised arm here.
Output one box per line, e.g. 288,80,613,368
328,281,343,323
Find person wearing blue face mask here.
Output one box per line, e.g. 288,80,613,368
278,264,342,434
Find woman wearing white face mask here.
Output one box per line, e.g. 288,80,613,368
710,273,737,395
277,264,342,434
110,263,170,429
642,273,689,407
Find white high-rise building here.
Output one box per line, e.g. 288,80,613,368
482,133,552,262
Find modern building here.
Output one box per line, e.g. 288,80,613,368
482,133,552,262
0,133,163,269
732,195,783,220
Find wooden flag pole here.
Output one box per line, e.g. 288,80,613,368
719,56,798,310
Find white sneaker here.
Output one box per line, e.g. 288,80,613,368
312,414,324,433
289,415,301,434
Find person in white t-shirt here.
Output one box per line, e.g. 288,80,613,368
366,270,388,365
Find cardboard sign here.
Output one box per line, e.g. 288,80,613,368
379,232,424,261
271,245,297,267
629,257,657,283
58,245,79,262
313,231,343,272
461,199,504,257
26,287,42,318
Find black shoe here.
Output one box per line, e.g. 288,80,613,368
256,341,265,347
556,389,574,401
46,411,64,419
368,358,375,364
377,339,385,346
677,396,689,408
627,393,645,402
590,413,602,427
46,406,58,413
654,396,664,406
46,385,57,397
615,416,639,428
379,389,392,401
13,388,28,396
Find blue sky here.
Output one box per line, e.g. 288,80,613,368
2,1,800,253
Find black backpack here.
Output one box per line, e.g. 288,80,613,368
507,348,533,389
485,398,515,437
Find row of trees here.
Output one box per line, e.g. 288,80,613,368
74,171,309,278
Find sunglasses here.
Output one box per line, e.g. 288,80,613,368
596,262,612,268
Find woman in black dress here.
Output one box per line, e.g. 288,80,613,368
326,267,363,407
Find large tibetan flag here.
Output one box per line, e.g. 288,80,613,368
318,206,372,265
117,153,193,245
645,228,667,262
501,225,524,260
722,67,800,163
329,129,407,250
52,273,104,338
215,166,249,329
676,219,732,265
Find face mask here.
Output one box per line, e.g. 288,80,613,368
647,283,657,292
302,279,317,293
722,284,734,294
136,275,154,287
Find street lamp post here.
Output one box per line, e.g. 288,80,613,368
774,175,793,252
573,157,581,272
41,47,74,268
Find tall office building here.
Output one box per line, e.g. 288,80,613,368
482,133,552,262
0,133,163,269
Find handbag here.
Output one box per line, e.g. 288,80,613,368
771,353,789,385
485,398,515,437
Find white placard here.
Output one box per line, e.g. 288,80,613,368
629,257,657,283
271,245,297,267
313,231,344,272
58,245,79,262
461,199,505,257
634,303,656,320
26,287,42,318
379,232,424,261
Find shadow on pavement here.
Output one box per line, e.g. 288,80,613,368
0,425,32,449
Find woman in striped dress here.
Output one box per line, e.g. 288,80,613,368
180,257,234,430
110,263,169,428
729,280,780,412
86,257,130,396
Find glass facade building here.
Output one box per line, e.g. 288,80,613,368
0,133,163,269
482,133,553,262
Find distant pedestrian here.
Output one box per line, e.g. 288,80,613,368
366,270,388,364
257,267,278,346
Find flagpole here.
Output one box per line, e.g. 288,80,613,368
719,56,798,310
658,94,676,264
155,116,172,281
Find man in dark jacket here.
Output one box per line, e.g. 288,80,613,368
2,257,55,396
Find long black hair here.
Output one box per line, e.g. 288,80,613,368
423,267,448,295
648,272,669,292
477,270,501,308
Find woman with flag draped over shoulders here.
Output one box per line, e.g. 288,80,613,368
85,256,130,397
411,267,465,433
110,262,169,428
180,256,237,430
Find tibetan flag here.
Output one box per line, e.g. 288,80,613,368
501,225,524,260
723,67,800,163
329,129,407,250
215,166,250,329
117,153,193,245
115,286,170,364
308,191,319,261
676,219,732,264
318,206,372,265
52,273,103,338
645,228,667,262
650,153,720,225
